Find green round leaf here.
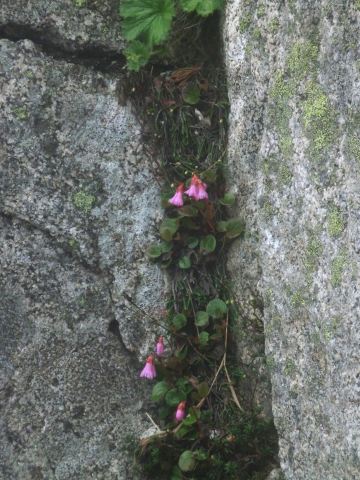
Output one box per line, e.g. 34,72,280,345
200,234,216,253
198,331,209,346
216,221,228,232
172,313,187,330
206,298,228,319
183,84,200,105
147,244,163,259
225,219,245,239
178,450,196,472
165,388,186,407
160,241,173,253
219,192,236,206
151,381,170,401
179,256,191,269
195,311,209,327
178,205,198,217
160,218,179,241
186,236,199,248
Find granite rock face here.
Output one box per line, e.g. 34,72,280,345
0,0,123,54
0,8,165,478
224,1,360,479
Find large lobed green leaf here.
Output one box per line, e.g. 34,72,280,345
180,0,223,16
120,0,175,45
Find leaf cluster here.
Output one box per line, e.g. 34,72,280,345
120,0,223,70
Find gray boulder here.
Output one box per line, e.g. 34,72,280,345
0,36,165,479
225,0,360,479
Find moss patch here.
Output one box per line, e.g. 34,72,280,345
304,233,323,275
348,135,360,163
287,42,318,82
330,251,347,287
13,106,29,120
302,82,336,155
239,14,252,34
73,191,96,213
327,206,345,238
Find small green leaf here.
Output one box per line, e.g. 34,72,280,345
198,331,209,346
165,388,186,406
194,449,208,461
160,241,173,253
147,244,163,259
175,345,188,359
178,450,196,472
182,412,198,426
178,205,198,217
179,256,191,269
186,236,199,248
172,313,187,330
180,0,222,16
225,219,245,239
197,381,209,398
206,298,228,319
195,311,209,327
219,192,236,206
176,377,192,395
151,381,170,401
160,217,179,241
200,234,216,253
216,221,228,232
124,40,152,72
171,466,183,480
183,83,200,105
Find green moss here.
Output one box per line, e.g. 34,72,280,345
269,73,294,158
269,72,292,100
330,251,347,287
284,358,296,378
302,82,336,154
304,234,323,274
252,27,262,41
262,200,276,219
13,106,28,120
239,14,252,34
327,206,345,237
348,135,360,162
73,0,86,6
73,191,96,213
279,163,293,185
269,18,280,35
287,42,318,81
256,5,266,17
356,0,360,10
290,290,306,308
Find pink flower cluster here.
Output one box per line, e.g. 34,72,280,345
169,174,208,207
140,337,187,422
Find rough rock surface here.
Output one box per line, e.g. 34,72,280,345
225,1,360,479
0,0,123,54
0,20,165,480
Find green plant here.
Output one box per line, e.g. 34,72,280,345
119,0,223,70
123,13,277,478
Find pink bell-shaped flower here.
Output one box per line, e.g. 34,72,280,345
196,180,208,200
185,174,208,201
169,183,185,207
156,336,165,356
185,174,200,200
175,401,186,422
140,355,157,380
